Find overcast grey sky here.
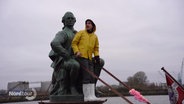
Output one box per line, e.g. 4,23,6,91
0,0,184,89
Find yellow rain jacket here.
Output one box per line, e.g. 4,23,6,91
72,30,99,60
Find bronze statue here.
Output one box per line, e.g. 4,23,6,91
49,12,80,96
48,12,105,102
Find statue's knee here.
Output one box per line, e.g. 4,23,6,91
72,60,80,69
64,59,79,70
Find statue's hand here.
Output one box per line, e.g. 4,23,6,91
62,50,70,60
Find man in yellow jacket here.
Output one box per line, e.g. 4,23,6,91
72,19,104,101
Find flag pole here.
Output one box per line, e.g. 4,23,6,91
161,67,184,90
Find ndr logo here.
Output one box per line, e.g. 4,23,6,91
8,88,37,100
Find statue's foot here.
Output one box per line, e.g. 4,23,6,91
70,87,80,95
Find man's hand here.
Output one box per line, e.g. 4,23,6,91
94,56,100,65
75,52,82,57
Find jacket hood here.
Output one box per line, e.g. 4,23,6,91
85,19,96,33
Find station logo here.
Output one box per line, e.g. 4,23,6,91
8,88,37,100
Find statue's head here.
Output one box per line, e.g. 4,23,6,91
62,12,76,28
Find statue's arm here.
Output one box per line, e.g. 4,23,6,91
50,31,69,58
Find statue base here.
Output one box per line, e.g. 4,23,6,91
49,95,83,102
38,100,107,104
38,95,107,104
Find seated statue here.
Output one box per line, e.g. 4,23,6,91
49,12,80,95
48,11,105,102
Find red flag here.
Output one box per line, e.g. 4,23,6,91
165,73,184,104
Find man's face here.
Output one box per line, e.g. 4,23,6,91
64,14,76,27
86,21,93,31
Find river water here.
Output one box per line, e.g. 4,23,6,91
3,95,170,104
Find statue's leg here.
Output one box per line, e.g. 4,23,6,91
50,71,59,95
70,59,80,95
76,70,83,94
75,61,83,94
57,68,68,95
64,59,80,95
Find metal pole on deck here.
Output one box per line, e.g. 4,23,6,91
80,65,133,104
102,68,151,104
102,68,131,90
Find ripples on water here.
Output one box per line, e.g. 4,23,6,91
4,95,170,104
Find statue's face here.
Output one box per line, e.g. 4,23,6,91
64,13,76,27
